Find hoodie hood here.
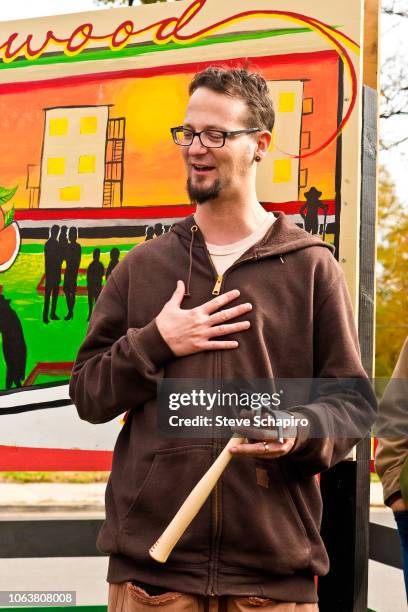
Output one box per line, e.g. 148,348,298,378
171,211,334,258
171,212,334,298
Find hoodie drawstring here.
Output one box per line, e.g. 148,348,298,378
185,224,198,297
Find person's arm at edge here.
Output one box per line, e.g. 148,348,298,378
375,337,408,508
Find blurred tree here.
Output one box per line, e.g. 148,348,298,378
376,166,408,378
378,1,408,381
380,1,408,150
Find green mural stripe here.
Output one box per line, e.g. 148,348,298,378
0,27,314,71
19,244,134,254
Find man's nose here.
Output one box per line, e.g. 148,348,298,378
188,133,208,155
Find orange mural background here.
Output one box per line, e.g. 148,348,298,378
0,51,339,209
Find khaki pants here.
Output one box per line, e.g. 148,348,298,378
108,582,319,611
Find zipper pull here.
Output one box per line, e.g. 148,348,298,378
212,274,223,296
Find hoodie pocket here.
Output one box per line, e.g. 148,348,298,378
119,445,213,565
219,459,311,574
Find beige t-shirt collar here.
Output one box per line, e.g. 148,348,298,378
204,212,276,276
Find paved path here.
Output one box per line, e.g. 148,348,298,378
0,482,105,512
0,481,386,510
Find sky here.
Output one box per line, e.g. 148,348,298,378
0,0,407,208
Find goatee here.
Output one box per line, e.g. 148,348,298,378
187,177,221,204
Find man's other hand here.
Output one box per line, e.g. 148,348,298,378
230,409,296,459
229,438,296,459
156,280,252,357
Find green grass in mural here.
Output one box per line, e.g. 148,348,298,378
19,243,138,255
0,243,135,391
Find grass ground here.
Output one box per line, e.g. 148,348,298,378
0,472,381,484
0,471,110,483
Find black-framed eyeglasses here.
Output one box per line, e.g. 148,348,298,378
170,126,261,148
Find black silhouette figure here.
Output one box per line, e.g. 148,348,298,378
86,248,105,321
0,295,27,389
154,222,164,237
43,224,62,324
145,226,155,241
59,225,68,264
299,187,329,238
63,227,81,321
106,248,120,280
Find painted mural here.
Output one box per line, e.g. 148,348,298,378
0,0,364,467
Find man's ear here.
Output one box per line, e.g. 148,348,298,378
254,130,272,162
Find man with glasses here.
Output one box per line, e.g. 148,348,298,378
70,67,376,611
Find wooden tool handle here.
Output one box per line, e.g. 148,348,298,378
149,435,245,563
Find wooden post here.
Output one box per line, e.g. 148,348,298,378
318,1,380,605
363,0,381,90
318,84,378,612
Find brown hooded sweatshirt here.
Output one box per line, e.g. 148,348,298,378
69,213,377,603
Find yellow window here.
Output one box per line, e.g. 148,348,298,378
80,116,97,134
49,118,68,136
60,186,81,201
47,157,65,175
279,93,295,113
79,155,96,173
273,159,292,183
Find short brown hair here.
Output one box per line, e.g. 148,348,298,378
189,66,275,132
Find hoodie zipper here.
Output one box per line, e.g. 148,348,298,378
201,236,259,596
200,244,222,595
202,241,224,297
212,275,223,295
210,252,260,295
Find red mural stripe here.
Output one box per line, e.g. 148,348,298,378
263,201,335,215
0,445,113,471
15,201,335,222
15,205,196,221
0,50,337,94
